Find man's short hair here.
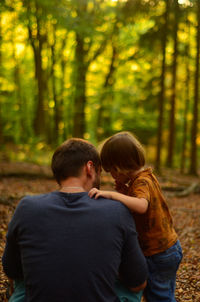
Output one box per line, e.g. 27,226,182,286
51,138,101,184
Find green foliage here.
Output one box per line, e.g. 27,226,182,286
0,0,199,172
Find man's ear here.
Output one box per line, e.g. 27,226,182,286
86,161,94,176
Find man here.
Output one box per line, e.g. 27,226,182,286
2,138,148,302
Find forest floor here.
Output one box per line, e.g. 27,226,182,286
0,163,200,302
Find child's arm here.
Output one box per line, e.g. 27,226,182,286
88,188,148,214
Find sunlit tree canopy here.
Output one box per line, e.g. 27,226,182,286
0,0,200,174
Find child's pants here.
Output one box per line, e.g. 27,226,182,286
144,240,183,302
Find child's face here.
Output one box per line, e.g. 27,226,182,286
110,168,129,184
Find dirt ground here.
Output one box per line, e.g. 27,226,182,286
0,168,200,301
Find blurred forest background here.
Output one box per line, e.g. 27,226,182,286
0,0,200,174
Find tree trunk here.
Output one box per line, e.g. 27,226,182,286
166,0,179,167
96,41,117,142
180,17,190,173
26,1,46,137
73,33,87,138
189,0,200,175
155,0,169,172
0,11,3,145
60,38,68,140
72,0,111,138
33,12,46,136
50,25,60,143
12,32,26,143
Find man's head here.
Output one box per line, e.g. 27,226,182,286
51,138,101,189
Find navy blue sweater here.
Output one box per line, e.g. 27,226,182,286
2,191,148,302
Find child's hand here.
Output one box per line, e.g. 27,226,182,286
89,188,113,200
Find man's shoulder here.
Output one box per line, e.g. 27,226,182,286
18,192,56,208
96,198,137,235
90,196,134,223
89,195,127,210
22,192,53,201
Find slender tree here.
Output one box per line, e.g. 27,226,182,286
189,0,200,175
47,24,69,144
59,37,68,141
155,0,170,171
96,40,117,142
25,0,48,137
72,0,108,137
50,24,60,143
0,10,3,145
180,12,191,173
73,29,88,137
11,14,27,143
166,0,179,167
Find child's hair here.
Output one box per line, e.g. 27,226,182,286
100,131,145,172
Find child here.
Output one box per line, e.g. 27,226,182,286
89,131,183,302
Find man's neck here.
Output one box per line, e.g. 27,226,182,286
60,177,86,193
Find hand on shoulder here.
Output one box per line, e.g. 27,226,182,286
88,188,113,200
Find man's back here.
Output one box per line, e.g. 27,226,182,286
3,191,147,302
